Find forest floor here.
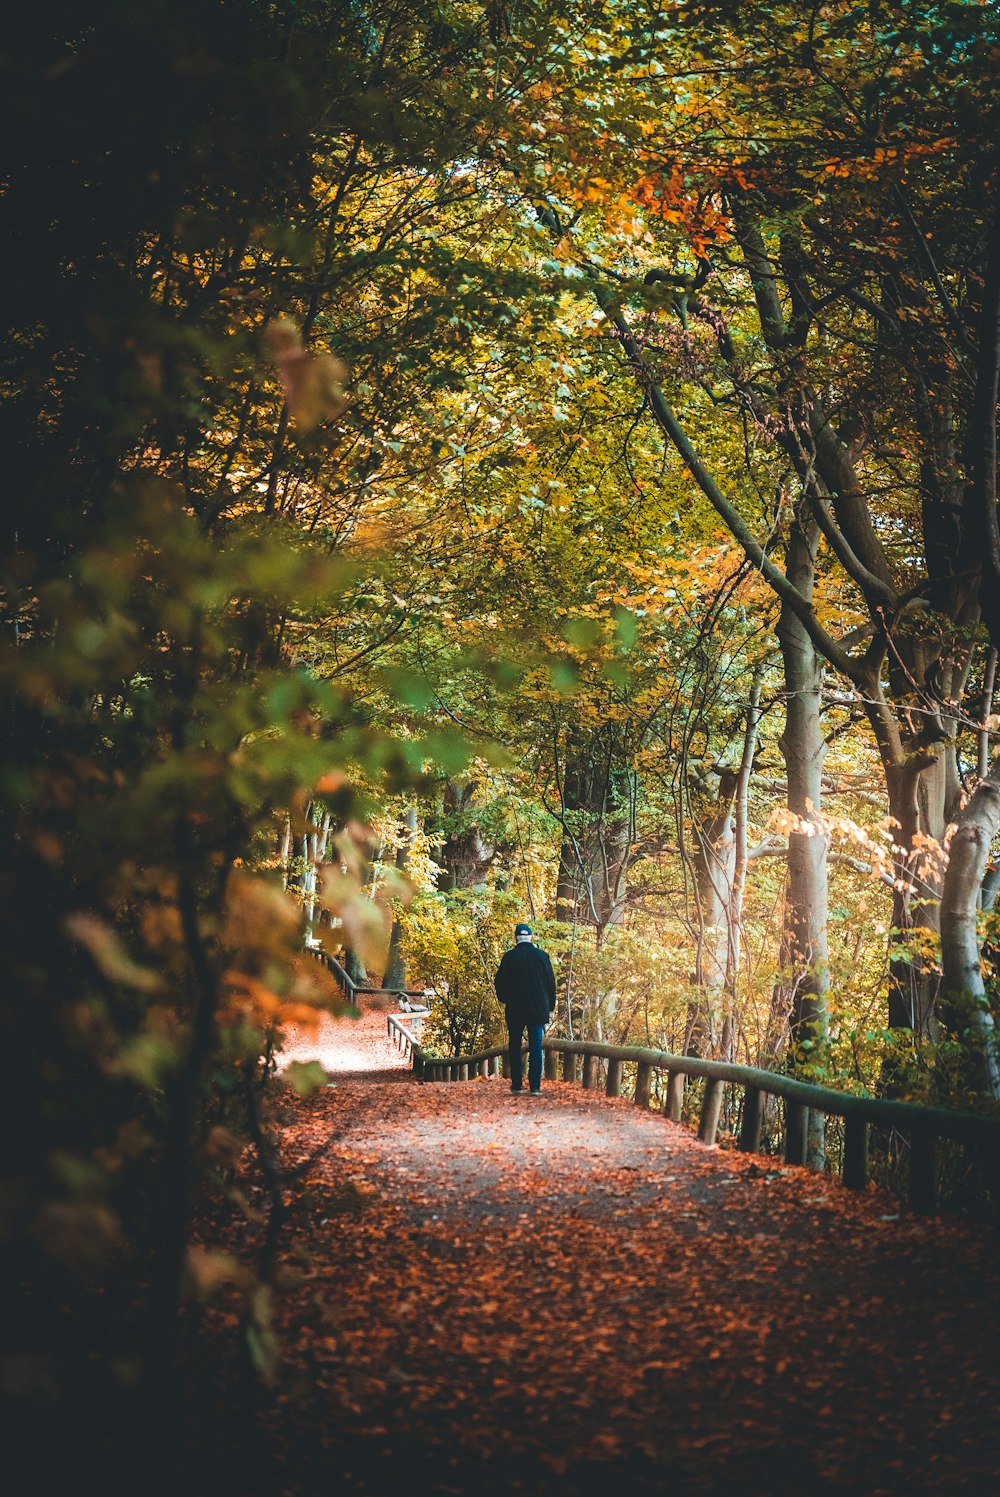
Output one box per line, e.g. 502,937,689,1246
200,1000,1000,1497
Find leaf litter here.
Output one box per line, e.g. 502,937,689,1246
196,1001,1000,1496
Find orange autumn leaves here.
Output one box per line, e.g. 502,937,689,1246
191,1044,1000,1493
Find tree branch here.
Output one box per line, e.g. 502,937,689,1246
597,289,861,683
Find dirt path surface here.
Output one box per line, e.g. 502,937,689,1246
278,1003,415,1083
239,1004,1000,1496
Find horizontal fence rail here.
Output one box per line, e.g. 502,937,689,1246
386,1017,1000,1218
307,946,428,1010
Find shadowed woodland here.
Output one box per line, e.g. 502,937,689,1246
3,1,1000,1492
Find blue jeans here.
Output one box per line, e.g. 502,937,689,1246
508,1021,545,1092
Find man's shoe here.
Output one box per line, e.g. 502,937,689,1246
529,1088,542,1096
510,1087,523,1094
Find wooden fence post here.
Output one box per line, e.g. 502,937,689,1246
784,1101,809,1165
563,1051,578,1084
606,1057,623,1098
634,1062,653,1108
909,1123,937,1214
582,1053,600,1090
665,1071,684,1121
698,1078,725,1145
739,1085,763,1153
843,1114,868,1191
970,1134,1000,1215
544,1048,559,1081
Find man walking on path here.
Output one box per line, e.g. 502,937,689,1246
493,923,556,1095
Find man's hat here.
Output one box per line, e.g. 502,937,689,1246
514,922,532,937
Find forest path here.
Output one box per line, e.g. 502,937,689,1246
255,1004,1000,1496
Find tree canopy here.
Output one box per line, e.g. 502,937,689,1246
3,0,1000,1482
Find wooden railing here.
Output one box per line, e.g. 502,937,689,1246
386,1018,1000,1217
308,946,428,1010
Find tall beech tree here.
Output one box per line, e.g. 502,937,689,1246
487,0,1000,1086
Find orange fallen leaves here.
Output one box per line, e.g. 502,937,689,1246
188,1002,1000,1494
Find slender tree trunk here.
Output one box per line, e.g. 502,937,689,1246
303,808,330,931
552,734,633,941
971,196,1000,647
384,807,417,989
688,769,737,1056
278,814,292,890
555,832,579,921
774,519,830,1072
722,668,764,1059
935,190,1000,1093
597,803,632,936
878,691,968,1044
980,648,998,781
883,748,954,1038
771,521,829,1163
939,753,1000,1098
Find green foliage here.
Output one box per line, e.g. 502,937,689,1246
1,0,512,1445
400,890,523,1056
5,0,1000,1471
283,1060,330,1097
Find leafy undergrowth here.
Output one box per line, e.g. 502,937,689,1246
191,1010,1000,1496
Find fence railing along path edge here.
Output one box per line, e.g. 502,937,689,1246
306,944,429,1013
385,1015,1000,1218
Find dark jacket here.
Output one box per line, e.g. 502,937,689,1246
493,941,557,1026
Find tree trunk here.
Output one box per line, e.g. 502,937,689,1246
883,748,951,1038
438,779,496,889
278,814,292,890
555,832,579,921
979,648,998,781
687,769,737,1056
939,754,1000,1098
303,808,331,932
343,947,368,988
774,518,830,1076
552,731,634,942
384,807,417,990
721,667,764,1060
971,196,1000,649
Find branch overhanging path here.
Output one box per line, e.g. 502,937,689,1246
235,998,1000,1495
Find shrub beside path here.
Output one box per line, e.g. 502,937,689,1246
246,1001,1000,1495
